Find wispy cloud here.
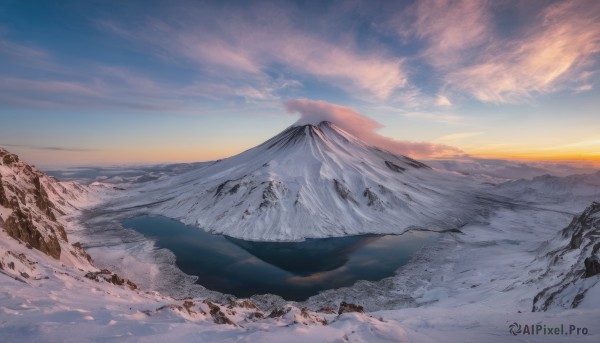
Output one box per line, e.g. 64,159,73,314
0,143,99,152
0,38,55,69
434,95,452,107
409,0,491,68
402,111,461,123
435,132,484,142
399,0,600,104
2,0,598,115
575,84,593,92
552,138,600,149
285,99,463,158
95,4,408,101
451,1,600,103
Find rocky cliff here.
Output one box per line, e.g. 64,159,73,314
532,202,600,311
0,148,90,262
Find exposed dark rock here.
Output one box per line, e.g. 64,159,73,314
333,179,357,204
229,184,240,194
268,307,290,318
572,291,587,308
363,188,384,209
182,300,196,315
1,149,19,166
562,202,600,250
84,269,111,281
533,202,600,311
317,307,336,314
583,256,600,278
259,181,285,210
0,175,9,207
84,269,137,290
248,312,264,320
3,208,61,259
384,161,406,173
214,180,231,197
32,176,56,222
227,299,257,310
403,157,430,169
299,307,327,325
264,125,314,150
205,301,235,325
338,301,364,315
56,225,67,242
72,242,93,262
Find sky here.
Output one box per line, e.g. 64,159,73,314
0,0,599,168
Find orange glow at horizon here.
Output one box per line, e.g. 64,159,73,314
465,149,600,167
16,143,600,169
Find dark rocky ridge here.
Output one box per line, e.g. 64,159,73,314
532,202,600,311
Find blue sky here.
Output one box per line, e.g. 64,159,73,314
0,0,599,167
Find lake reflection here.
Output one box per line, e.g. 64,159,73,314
226,235,380,276
122,216,433,301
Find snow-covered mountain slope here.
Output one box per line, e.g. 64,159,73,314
110,121,478,241
532,202,600,311
0,148,94,267
495,172,600,212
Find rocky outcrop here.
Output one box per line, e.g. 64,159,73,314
0,148,91,262
84,269,138,290
0,175,8,207
338,301,364,315
1,150,18,166
532,202,600,311
33,176,56,222
259,180,286,210
205,301,236,325
403,156,430,169
334,179,357,204
385,161,406,173
584,256,600,278
363,188,384,210
3,207,61,259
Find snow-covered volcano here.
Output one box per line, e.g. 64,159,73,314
118,121,476,240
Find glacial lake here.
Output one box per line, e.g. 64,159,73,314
122,216,434,301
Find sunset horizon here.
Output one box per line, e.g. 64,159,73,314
1,0,599,170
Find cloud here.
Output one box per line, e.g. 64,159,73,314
1,143,98,152
409,0,491,68
449,1,600,103
284,99,463,158
434,95,452,107
576,84,593,92
401,0,600,104
435,132,484,142
96,4,408,100
402,111,461,123
0,38,55,69
552,138,600,149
